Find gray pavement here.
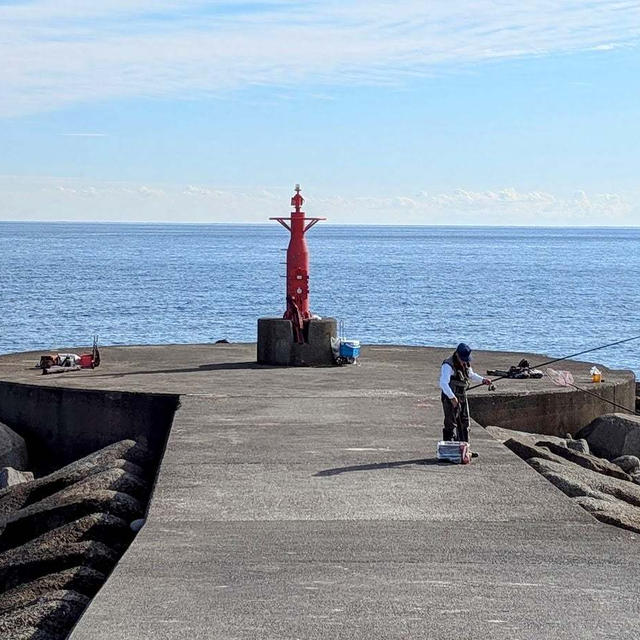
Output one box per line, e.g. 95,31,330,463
1,344,639,638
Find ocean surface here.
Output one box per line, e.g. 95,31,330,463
1,223,639,375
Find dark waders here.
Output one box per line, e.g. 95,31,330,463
441,392,470,442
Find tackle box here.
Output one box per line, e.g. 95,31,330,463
437,441,471,464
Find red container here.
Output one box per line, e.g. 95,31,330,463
79,354,94,368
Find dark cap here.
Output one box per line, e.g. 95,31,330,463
456,343,472,363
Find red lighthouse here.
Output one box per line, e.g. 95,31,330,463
271,185,325,340
257,184,336,365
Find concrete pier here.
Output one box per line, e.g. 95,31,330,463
0,345,637,639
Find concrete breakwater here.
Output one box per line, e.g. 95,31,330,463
488,415,640,534
0,344,638,639
0,374,178,639
0,437,153,638
468,375,636,437
0,381,178,473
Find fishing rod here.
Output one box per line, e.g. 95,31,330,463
546,373,639,415
468,332,640,392
477,369,640,417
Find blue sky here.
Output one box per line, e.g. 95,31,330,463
1,0,639,224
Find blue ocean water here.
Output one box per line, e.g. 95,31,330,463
1,223,639,374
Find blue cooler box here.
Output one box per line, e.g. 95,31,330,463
339,340,360,358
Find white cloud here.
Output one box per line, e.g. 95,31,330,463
184,185,214,197
138,185,165,197
1,1,639,116
0,176,636,226
61,133,107,137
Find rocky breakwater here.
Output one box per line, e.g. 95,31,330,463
0,432,153,640
0,422,30,484
488,413,640,535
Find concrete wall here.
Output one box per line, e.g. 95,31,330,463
0,381,179,473
469,377,637,437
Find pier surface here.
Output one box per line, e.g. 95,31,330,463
0,345,638,639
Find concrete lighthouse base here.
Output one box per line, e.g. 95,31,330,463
257,317,337,366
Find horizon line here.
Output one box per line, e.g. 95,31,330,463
1,220,638,230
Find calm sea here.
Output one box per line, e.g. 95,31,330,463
1,223,638,375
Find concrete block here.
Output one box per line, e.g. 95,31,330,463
257,317,337,366
576,413,640,459
0,512,131,554
0,540,117,593
528,457,640,508
575,496,640,535
612,455,640,474
535,440,631,481
0,590,89,637
0,440,148,518
0,567,105,615
1,490,142,548
0,422,28,470
0,468,34,490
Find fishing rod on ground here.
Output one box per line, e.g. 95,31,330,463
469,375,640,418
468,333,640,391
545,368,639,415
467,333,640,415
486,366,640,416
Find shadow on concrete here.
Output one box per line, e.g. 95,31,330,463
315,458,442,476
73,362,271,379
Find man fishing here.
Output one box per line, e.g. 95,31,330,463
440,343,492,445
